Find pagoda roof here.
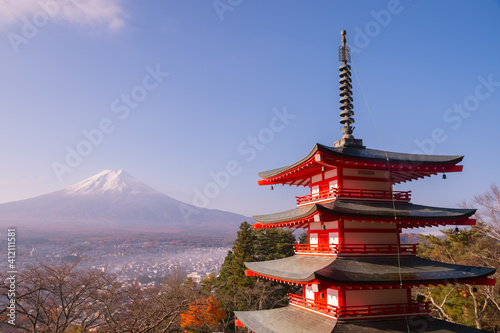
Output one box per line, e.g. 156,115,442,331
247,255,335,282
235,306,337,333
252,200,476,229
333,316,490,332
244,255,496,285
258,143,464,185
235,307,489,332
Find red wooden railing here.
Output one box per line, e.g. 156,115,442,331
295,188,411,205
288,294,430,319
294,243,417,255
288,294,339,316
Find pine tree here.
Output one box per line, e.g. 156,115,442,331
255,228,296,261
200,273,217,295
215,221,300,332
217,221,256,294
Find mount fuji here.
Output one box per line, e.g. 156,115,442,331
0,170,248,235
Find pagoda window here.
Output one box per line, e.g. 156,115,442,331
329,232,339,245
311,185,320,198
305,285,314,300
329,179,338,189
326,288,339,307
309,233,318,248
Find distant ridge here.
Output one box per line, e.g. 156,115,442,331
0,170,248,236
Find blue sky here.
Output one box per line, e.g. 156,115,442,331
1,0,500,222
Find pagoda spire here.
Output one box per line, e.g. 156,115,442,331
335,29,364,148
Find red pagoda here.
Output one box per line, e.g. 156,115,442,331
234,30,496,332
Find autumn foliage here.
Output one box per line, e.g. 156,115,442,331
180,296,226,332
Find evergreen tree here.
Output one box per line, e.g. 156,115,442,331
255,228,296,261
215,222,299,331
200,273,217,295
217,221,256,294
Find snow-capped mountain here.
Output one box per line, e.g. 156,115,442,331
63,170,160,196
0,170,248,235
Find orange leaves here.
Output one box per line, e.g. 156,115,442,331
180,296,226,331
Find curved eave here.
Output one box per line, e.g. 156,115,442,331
252,205,318,229
244,255,496,286
252,201,476,229
318,200,476,221
244,256,336,283
235,306,337,333
257,143,464,186
258,144,320,179
332,316,491,332
318,144,463,165
235,308,490,333
315,256,497,286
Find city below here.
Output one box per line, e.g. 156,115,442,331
0,234,232,287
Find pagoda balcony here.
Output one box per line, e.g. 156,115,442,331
295,188,411,206
294,243,418,256
288,294,430,320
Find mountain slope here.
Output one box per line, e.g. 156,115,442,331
0,170,248,235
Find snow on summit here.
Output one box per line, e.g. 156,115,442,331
64,170,159,196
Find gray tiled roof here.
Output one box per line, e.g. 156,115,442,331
252,200,475,224
253,205,317,223
245,255,496,284
245,256,335,282
235,307,491,332
235,306,337,333
322,144,463,165
258,143,463,179
333,316,490,332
